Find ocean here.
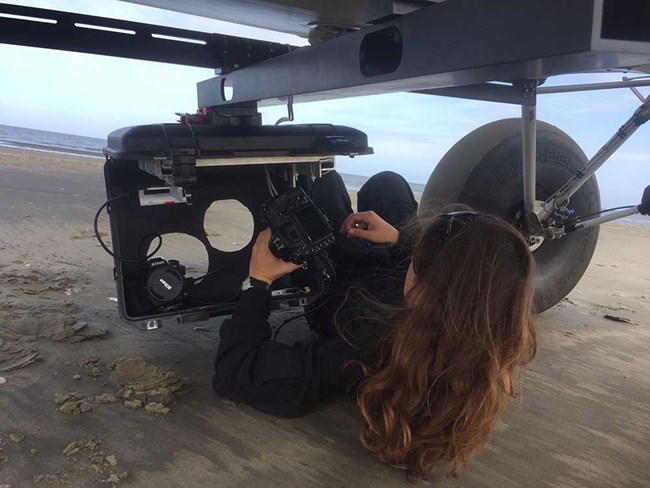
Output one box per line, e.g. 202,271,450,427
0,124,105,159
0,124,646,227
0,123,426,195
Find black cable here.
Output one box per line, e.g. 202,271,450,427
264,165,278,196
271,253,337,339
138,233,163,260
274,95,294,125
272,295,332,341
186,123,202,158
94,196,162,264
187,270,242,304
570,205,636,223
186,292,241,307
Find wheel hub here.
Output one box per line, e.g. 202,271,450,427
527,234,545,252
514,200,547,252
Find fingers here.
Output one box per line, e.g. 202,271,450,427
340,211,399,244
255,227,272,247
250,227,303,283
340,211,375,234
281,261,303,274
347,227,373,240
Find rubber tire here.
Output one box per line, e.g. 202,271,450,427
420,118,600,313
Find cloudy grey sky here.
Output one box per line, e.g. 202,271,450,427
0,0,648,209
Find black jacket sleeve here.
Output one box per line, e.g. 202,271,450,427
213,287,361,418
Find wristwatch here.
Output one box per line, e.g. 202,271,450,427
241,276,271,292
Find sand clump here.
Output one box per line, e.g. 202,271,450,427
101,472,129,485
0,338,39,372
53,357,187,416
70,356,103,378
62,440,96,457
0,263,105,372
109,357,187,415
95,393,118,404
32,473,70,485
144,402,170,416
55,392,95,415
0,315,106,372
8,433,25,444
124,399,143,410
2,314,107,344
0,266,75,293
53,438,129,485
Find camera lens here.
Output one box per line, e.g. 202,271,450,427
147,264,184,303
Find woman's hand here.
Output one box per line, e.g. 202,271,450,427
249,228,302,284
340,211,399,245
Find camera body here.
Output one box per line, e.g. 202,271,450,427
261,187,335,264
145,257,187,308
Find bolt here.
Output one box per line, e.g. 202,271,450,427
146,319,161,330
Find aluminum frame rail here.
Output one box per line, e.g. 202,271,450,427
0,3,293,70
417,78,650,106
197,0,650,108
123,0,436,40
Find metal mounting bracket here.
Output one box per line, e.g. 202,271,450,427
0,2,293,70
197,0,650,108
415,80,540,106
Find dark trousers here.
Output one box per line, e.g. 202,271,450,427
310,170,418,263
305,171,417,339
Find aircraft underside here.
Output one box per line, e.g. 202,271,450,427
0,0,649,324
123,0,442,41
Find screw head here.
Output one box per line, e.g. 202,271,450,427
146,319,161,330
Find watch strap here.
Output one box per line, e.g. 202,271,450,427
241,276,271,292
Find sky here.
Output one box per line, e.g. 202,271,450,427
0,0,649,209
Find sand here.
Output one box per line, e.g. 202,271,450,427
0,146,648,487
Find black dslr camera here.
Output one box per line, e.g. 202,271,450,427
144,257,187,309
261,187,335,264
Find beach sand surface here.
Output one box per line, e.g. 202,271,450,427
0,147,648,487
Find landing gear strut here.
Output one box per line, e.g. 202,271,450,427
421,77,649,312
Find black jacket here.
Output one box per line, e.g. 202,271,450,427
213,240,411,418
213,287,362,418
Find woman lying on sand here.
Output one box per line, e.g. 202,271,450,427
213,171,537,479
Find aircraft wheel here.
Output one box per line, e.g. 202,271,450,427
419,118,600,313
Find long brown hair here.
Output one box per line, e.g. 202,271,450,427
356,212,537,479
